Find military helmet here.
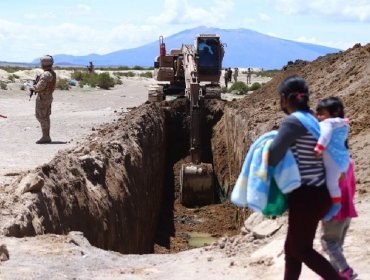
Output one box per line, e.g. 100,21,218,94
40,55,54,67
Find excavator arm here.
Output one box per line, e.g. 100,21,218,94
149,34,224,207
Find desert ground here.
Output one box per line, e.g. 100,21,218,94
0,57,369,280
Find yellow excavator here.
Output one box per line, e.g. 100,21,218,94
149,34,224,207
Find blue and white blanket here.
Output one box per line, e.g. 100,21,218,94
231,130,301,211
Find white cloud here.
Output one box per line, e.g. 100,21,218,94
270,0,370,22
258,13,271,22
67,4,93,17
147,0,235,26
24,12,56,20
294,36,354,50
0,17,163,61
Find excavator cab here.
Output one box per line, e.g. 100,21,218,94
196,36,222,77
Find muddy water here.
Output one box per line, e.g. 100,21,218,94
187,232,218,248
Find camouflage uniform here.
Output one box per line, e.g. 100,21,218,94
33,55,56,144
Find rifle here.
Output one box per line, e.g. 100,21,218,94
29,74,41,101
0,115,7,118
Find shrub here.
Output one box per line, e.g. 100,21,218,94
228,81,249,95
97,72,115,89
249,82,261,91
71,70,85,81
140,71,153,78
8,75,15,82
0,66,32,73
0,81,7,90
56,78,70,90
132,65,145,70
115,78,123,85
113,71,135,77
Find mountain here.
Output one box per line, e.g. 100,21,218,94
34,26,340,69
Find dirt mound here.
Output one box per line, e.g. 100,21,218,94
213,43,370,194
0,103,167,254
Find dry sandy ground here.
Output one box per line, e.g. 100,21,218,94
1,72,368,279
0,77,153,184
1,194,369,280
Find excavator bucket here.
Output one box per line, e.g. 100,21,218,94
180,163,214,207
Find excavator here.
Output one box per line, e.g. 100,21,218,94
149,34,224,207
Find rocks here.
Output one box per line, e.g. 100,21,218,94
17,173,45,194
0,244,9,262
252,220,282,239
244,212,282,239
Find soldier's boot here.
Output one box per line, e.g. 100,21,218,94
36,128,51,144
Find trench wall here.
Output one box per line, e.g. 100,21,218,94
0,103,167,254
212,102,281,197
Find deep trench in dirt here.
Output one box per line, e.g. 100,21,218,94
153,98,236,253
0,98,238,255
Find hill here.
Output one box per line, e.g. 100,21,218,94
34,26,340,69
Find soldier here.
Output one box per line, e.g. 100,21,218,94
227,67,232,82
233,67,239,82
30,55,57,144
247,67,252,84
224,69,229,88
87,61,95,74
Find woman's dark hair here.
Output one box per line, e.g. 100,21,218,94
278,75,310,111
316,96,345,118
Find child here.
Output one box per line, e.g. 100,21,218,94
320,159,358,279
314,97,350,221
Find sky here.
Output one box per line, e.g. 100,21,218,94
1,0,370,62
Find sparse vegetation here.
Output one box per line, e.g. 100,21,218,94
228,81,249,95
99,66,154,71
0,81,7,90
114,78,123,85
139,71,153,78
8,74,20,82
241,69,279,78
0,66,32,73
255,70,279,78
56,78,71,90
97,72,115,89
72,70,115,89
113,71,136,77
249,82,261,91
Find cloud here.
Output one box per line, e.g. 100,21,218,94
258,13,271,22
24,12,56,20
294,36,354,50
0,17,163,61
67,4,93,17
147,0,235,26
270,0,370,22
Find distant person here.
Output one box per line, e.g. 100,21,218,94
87,61,95,74
224,69,229,88
247,67,252,84
227,67,232,82
30,55,56,144
233,67,239,82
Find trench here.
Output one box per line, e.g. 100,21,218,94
0,98,237,254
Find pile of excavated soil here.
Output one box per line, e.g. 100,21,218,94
212,43,370,195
